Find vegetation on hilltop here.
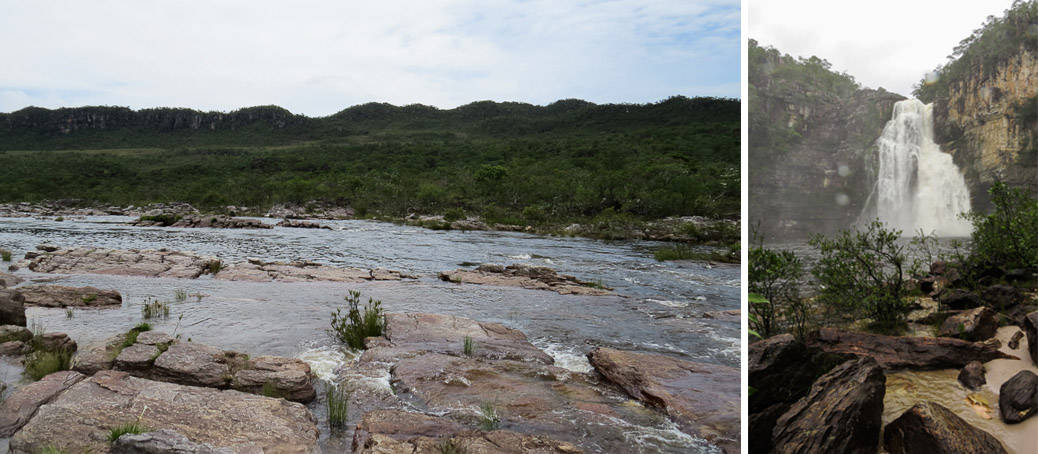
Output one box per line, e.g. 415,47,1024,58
0,97,740,227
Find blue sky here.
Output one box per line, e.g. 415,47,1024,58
0,0,740,116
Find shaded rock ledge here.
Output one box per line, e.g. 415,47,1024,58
805,328,1015,369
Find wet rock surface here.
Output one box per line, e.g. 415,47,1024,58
956,360,986,389
805,328,1014,369
27,247,219,279
439,264,611,296
882,401,1007,454
17,285,122,307
134,214,272,229
0,272,23,288
9,370,319,454
338,312,723,453
0,288,26,326
276,219,332,229
1024,311,1038,366
111,429,234,454
938,306,998,341
771,357,886,454
0,371,86,437
215,258,413,283
747,334,852,452
352,410,582,454
586,347,739,452
998,370,1038,424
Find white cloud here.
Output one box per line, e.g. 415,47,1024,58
0,0,739,115
749,0,1018,96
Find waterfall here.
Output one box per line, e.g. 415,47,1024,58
869,99,972,236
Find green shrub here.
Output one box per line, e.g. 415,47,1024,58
120,323,153,350
0,249,11,262
205,260,222,275
443,207,466,223
965,181,1037,269
65,308,74,319
327,385,349,428
810,220,911,329
749,232,805,338
437,439,466,454
654,244,738,263
24,350,72,381
330,290,386,350
261,381,283,398
107,422,148,443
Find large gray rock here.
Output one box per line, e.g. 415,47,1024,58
938,306,998,341
111,429,233,454
27,247,219,279
883,401,1007,454
587,347,740,453
151,342,242,389
230,356,316,403
0,289,26,326
0,371,86,437
9,370,319,453
214,258,412,283
17,285,122,307
438,263,611,295
806,328,1014,369
772,357,886,454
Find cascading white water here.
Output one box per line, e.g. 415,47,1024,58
872,99,972,236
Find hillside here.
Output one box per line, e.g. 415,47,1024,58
0,96,740,234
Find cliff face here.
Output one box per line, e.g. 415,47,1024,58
932,45,1038,211
749,41,904,238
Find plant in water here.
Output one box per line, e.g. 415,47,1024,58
478,401,500,431
205,260,223,275
64,308,74,319
327,385,349,428
141,298,170,319
0,248,11,262
329,290,386,350
462,336,475,356
173,289,187,302
24,350,72,381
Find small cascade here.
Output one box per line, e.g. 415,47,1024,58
867,99,972,236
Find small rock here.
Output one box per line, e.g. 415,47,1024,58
1009,330,1024,350
35,244,59,252
957,361,986,389
1025,312,1038,367
0,289,26,326
0,272,23,288
0,340,29,356
982,284,1024,310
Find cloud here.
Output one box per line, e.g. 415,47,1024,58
749,0,1018,97
0,0,739,115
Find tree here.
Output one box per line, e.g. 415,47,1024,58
966,181,1038,269
749,232,805,338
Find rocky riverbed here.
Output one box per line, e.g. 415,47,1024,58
0,215,739,453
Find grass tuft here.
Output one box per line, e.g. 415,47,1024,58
24,350,72,381
0,248,11,262
478,401,500,431
463,336,475,356
329,290,386,350
141,298,170,319
437,439,466,454
65,308,74,319
107,422,148,443
261,381,284,398
38,445,66,454
327,385,349,428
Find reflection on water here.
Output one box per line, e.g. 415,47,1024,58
0,216,738,453
884,327,1038,453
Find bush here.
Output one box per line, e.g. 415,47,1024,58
654,244,738,263
330,290,386,350
443,207,466,222
749,235,806,338
810,220,912,329
24,350,72,381
966,181,1038,269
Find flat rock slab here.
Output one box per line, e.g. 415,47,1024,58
215,258,413,283
27,247,218,279
231,356,317,403
352,410,582,454
381,312,553,363
134,214,272,229
18,285,122,307
276,219,332,230
9,370,319,454
151,342,244,389
587,347,740,452
806,328,1015,370
439,264,611,296
0,371,86,437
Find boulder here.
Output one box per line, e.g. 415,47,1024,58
0,324,32,343
883,401,1007,454
0,272,23,288
0,289,26,326
940,289,983,310
0,340,29,356
938,307,998,341
382,312,553,363
352,410,581,454
230,355,316,403
747,334,851,452
111,429,233,454
73,334,127,375
35,244,59,252
27,247,219,279
17,285,122,307
805,328,1014,369
982,284,1024,310
999,370,1038,423
1024,311,1038,366
771,357,886,454
957,361,986,390
135,214,272,229
8,370,319,454
151,342,242,388
35,332,77,353
0,371,86,437
113,343,161,372
587,347,739,452
438,264,611,296
275,219,332,230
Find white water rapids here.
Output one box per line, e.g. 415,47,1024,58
870,99,973,236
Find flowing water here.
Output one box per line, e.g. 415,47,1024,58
0,216,739,453
866,99,972,236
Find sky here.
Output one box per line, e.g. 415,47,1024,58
749,0,1019,97
0,0,740,116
